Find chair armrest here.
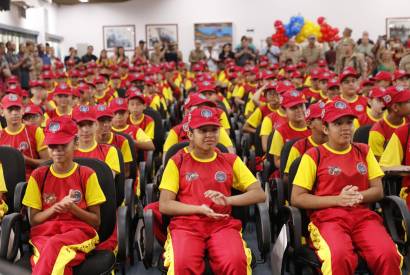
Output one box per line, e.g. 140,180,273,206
281,205,303,251
139,162,147,197
117,206,129,263
14,182,27,213
234,130,242,156
271,178,285,218
241,133,251,158
124,179,135,219
255,202,271,260
380,196,410,247
0,213,22,261
142,209,155,268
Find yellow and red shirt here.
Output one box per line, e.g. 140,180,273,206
23,163,106,221
246,104,277,129
269,122,311,157
358,107,382,127
284,136,319,174
159,149,256,221
335,95,368,117
105,132,133,164
0,163,8,219
74,142,120,174
260,109,288,136
369,113,406,158
112,124,152,144
128,114,155,140
0,125,46,178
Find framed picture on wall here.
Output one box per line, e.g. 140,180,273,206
103,25,136,51
386,17,410,42
194,22,233,50
145,24,178,50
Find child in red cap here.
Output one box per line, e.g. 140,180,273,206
127,87,155,139
292,100,402,275
159,106,265,275
22,116,106,275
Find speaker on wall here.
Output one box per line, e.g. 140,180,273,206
0,0,10,11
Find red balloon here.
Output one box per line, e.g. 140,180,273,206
317,17,326,25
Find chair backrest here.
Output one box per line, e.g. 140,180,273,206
73,158,117,242
279,138,300,176
287,156,302,202
254,125,263,157
144,107,165,152
163,141,190,165
353,125,372,144
114,147,125,208
115,132,138,181
0,146,26,213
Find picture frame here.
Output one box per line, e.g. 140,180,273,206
103,25,136,51
386,17,410,42
145,24,178,50
194,22,233,50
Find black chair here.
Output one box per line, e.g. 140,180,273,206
281,157,410,275
0,146,26,214
1,158,119,275
144,107,165,153
353,125,372,144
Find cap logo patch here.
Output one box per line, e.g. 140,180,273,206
202,81,210,86
49,122,61,133
97,105,106,111
284,81,291,86
116,98,124,105
215,171,227,182
25,107,31,113
396,85,405,92
198,93,207,99
290,90,299,97
8,94,18,101
319,101,325,108
79,105,89,112
305,109,310,118
60,83,67,89
383,95,392,104
334,101,347,109
201,109,213,118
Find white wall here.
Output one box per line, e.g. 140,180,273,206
3,0,410,60
0,0,59,43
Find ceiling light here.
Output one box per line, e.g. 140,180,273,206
79,0,89,2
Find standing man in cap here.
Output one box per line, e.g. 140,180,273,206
189,40,207,67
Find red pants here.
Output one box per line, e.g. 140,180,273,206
309,207,402,275
30,220,99,275
164,218,251,275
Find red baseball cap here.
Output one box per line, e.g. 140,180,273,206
296,62,306,69
360,79,374,88
184,93,216,110
109,97,128,113
276,80,295,94
42,64,52,72
306,102,324,121
127,87,146,103
72,105,97,123
373,71,392,82
55,61,64,69
319,71,332,81
281,90,306,109
120,62,129,68
129,73,145,82
259,61,269,68
54,83,72,96
44,116,78,145
394,70,410,81
192,63,204,72
1,93,23,109
310,68,322,80
339,67,358,82
265,83,277,92
7,76,18,84
368,87,386,99
197,81,216,94
95,104,114,119
382,85,410,107
144,77,156,86
41,71,55,80
327,78,340,89
69,70,80,78
111,72,120,79
263,70,276,80
24,104,43,116
94,75,106,85
188,106,221,129
5,86,23,96
285,65,297,73
291,71,303,79
321,100,357,123
318,59,328,68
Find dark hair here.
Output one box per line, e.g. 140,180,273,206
241,36,248,42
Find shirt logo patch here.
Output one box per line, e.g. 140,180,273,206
355,104,364,112
383,95,392,104
328,166,341,176
48,122,61,133
43,193,56,205
356,162,367,175
185,172,199,182
215,171,227,182
70,189,83,204
97,104,107,111
18,141,29,151
334,101,347,109
8,94,18,101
